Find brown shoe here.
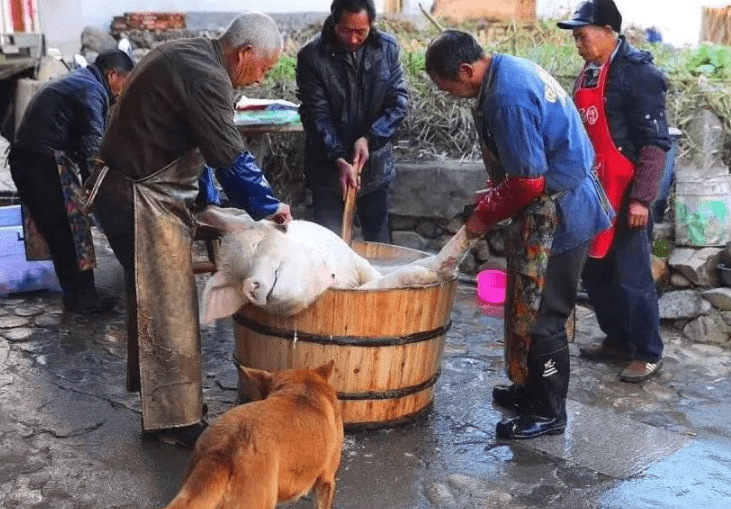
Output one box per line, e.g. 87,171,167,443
619,359,663,383
579,342,630,361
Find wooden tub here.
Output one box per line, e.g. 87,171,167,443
233,240,459,429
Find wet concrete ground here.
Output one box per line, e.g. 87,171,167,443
2,233,731,509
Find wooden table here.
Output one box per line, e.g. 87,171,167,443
237,122,303,136
236,121,304,168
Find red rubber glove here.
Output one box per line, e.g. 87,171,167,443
466,175,546,237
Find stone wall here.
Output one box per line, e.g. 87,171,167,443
389,159,506,273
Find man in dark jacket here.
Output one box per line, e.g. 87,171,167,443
9,50,133,313
558,0,670,382
296,0,408,242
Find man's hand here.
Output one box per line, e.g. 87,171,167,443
465,210,488,238
627,199,649,229
353,136,370,171
337,138,369,200
267,203,293,226
337,158,361,201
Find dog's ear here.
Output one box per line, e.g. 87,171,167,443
314,360,336,382
239,366,275,398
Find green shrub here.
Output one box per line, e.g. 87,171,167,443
687,45,731,79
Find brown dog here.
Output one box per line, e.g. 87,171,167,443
162,361,343,509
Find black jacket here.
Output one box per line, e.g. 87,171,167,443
14,64,112,175
296,17,409,194
601,36,671,162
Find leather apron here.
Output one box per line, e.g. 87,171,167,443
90,150,205,431
472,108,558,385
574,62,636,258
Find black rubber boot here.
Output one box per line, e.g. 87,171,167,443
492,383,529,412
497,332,570,439
63,270,116,314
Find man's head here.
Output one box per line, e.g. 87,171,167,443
94,49,134,100
557,0,621,63
330,0,376,52
219,12,284,88
425,30,486,99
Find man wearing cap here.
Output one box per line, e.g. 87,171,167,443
558,0,670,382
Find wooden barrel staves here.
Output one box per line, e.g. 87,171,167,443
233,240,459,429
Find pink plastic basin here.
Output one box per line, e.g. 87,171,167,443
477,269,507,305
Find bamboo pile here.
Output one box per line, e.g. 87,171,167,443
700,5,731,45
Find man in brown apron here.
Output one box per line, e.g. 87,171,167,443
558,0,669,383
8,50,133,313
425,31,612,439
90,13,292,447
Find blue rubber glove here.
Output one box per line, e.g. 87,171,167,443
215,152,280,220
197,165,223,207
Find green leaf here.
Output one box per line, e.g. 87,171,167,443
715,48,731,69
695,64,717,76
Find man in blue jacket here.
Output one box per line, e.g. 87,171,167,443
9,49,133,313
558,0,670,383
297,0,408,242
425,30,612,439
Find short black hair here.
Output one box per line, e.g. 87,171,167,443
94,49,134,75
330,0,376,25
425,30,485,81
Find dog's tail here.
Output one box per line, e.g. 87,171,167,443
162,458,230,509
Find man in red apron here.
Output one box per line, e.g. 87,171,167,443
559,0,670,382
90,13,292,448
425,31,611,439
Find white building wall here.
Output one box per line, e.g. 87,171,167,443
1,0,11,33
39,0,84,55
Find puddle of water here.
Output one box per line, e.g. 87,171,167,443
601,437,731,508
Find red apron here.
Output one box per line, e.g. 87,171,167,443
574,62,635,258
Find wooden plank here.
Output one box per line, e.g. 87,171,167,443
701,5,731,45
